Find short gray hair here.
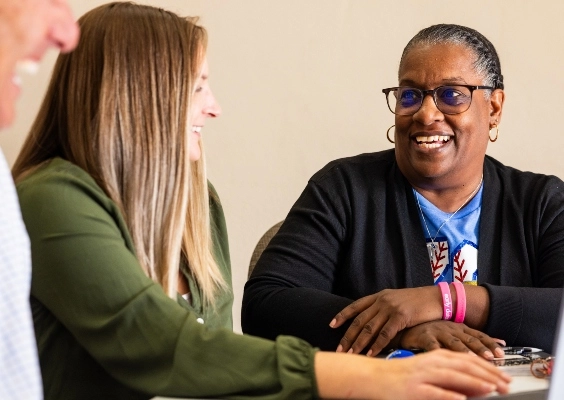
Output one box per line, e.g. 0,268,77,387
400,24,504,90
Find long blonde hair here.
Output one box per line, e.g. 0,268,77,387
13,2,226,307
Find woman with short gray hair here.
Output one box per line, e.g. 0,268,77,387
243,23,564,362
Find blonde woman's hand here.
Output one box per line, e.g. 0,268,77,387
377,349,511,400
315,349,511,400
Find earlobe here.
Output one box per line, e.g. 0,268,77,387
489,89,505,123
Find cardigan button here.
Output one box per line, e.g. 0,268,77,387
196,318,204,324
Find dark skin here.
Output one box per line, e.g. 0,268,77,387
330,43,506,359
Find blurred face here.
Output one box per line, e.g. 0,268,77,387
0,0,79,128
394,43,504,187
189,58,221,162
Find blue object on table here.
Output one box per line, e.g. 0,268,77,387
386,350,415,360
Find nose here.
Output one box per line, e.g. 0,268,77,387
205,91,222,118
412,93,443,125
48,4,80,53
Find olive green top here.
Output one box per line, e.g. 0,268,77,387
17,158,318,400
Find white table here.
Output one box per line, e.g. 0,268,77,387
495,363,549,396
152,355,550,399
153,376,548,400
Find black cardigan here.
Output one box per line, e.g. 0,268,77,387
242,150,564,353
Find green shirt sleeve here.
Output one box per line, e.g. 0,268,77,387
17,158,318,400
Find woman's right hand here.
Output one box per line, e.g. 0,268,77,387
315,349,511,400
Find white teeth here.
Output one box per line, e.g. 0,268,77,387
415,135,450,144
12,75,22,87
16,60,40,76
419,142,442,149
192,126,202,133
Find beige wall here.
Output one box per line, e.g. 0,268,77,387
3,0,564,332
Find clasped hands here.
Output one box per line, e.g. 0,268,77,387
329,286,505,359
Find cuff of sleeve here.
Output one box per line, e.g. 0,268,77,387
481,283,523,344
275,335,319,399
309,347,320,399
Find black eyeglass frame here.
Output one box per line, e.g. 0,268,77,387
382,85,495,116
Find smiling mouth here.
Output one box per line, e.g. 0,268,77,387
11,60,40,88
414,135,451,149
17,60,40,75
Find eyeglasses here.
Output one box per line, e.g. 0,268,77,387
531,357,554,379
490,354,555,379
382,85,494,116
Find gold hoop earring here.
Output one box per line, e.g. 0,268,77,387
386,125,395,144
489,125,499,142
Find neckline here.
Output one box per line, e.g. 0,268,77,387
413,183,484,220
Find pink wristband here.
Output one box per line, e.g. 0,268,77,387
438,282,453,321
453,281,466,323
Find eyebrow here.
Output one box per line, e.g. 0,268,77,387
399,76,470,86
441,76,468,83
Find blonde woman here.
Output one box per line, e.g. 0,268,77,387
13,2,510,399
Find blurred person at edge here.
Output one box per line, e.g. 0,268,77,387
0,1,78,399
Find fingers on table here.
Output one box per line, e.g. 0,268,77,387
429,324,504,360
447,326,504,359
338,311,405,355
420,351,511,395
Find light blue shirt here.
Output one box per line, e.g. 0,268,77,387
414,184,483,285
0,149,42,399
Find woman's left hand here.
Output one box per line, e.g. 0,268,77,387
330,287,444,356
399,321,506,360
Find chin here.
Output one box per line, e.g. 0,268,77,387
189,148,201,162
0,82,19,128
0,107,15,129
